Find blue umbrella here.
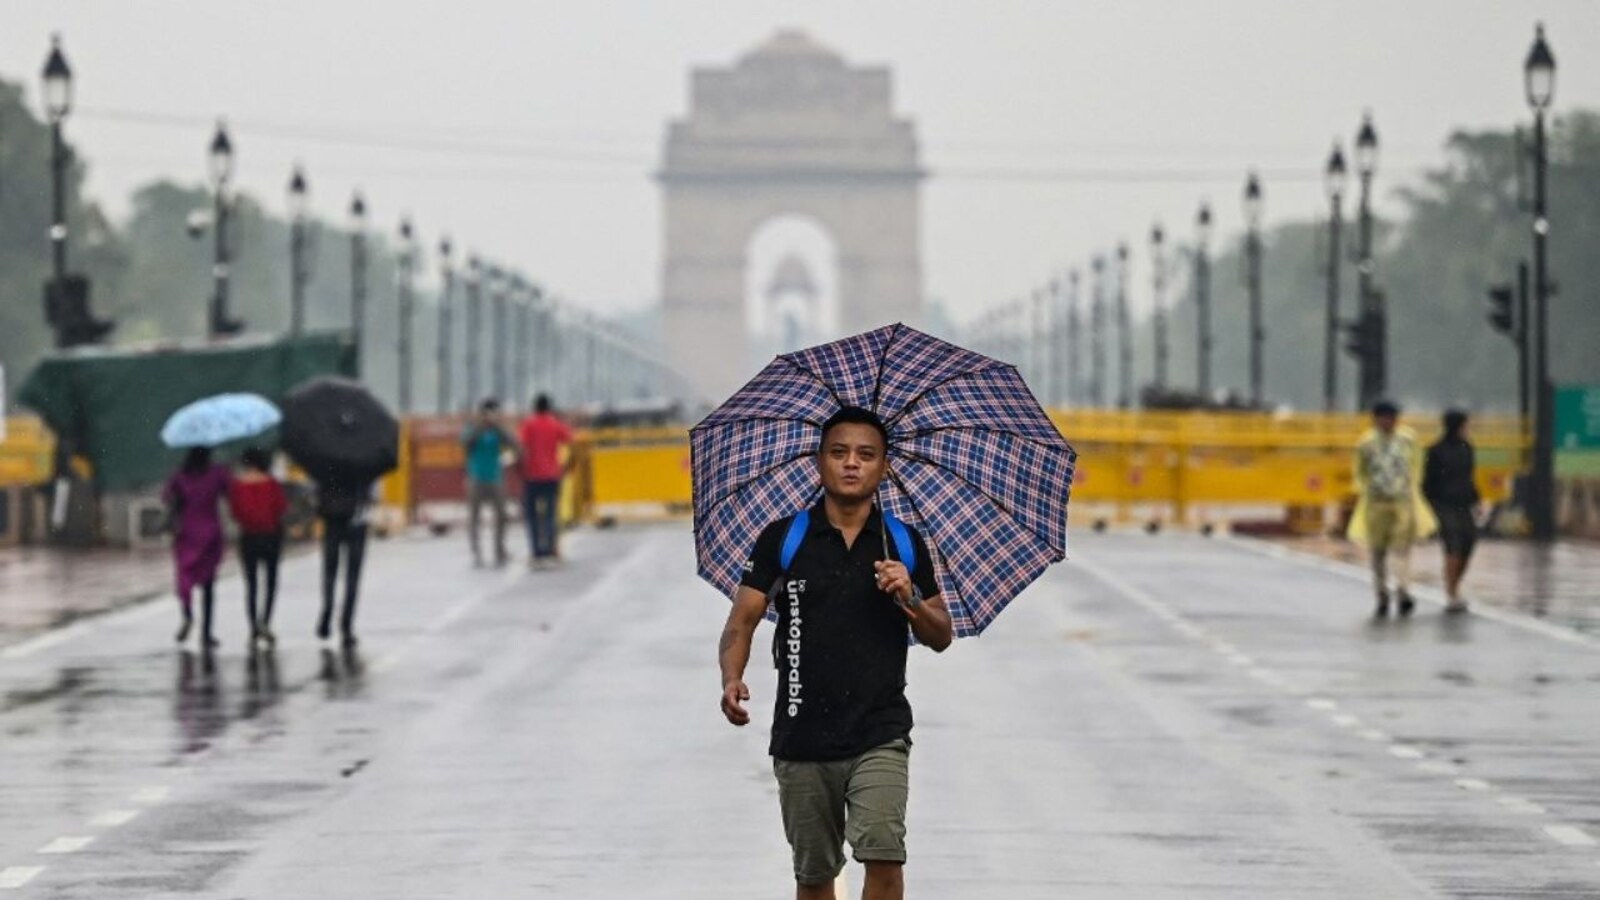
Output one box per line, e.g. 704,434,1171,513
691,324,1076,638
160,393,282,449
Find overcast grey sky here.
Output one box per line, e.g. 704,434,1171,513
3,1,1597,324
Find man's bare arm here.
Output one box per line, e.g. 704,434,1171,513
906,593,954,651
719,586,769,726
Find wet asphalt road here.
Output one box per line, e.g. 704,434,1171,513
1,525,1598,898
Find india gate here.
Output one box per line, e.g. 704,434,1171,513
659,30,925,401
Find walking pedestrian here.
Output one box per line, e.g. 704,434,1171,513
315,471,376,647
518,394,573,569
163,446,231,647
1348,400,1437,618
718,407,954,900
1424,409,1480,614
462,398,518,567
228,447,288,647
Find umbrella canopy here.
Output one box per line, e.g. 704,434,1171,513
280,377,399,483
159,393,281,449
691,323,1076,638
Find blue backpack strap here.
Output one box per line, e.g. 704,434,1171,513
778,508,811,573
882,510,917,574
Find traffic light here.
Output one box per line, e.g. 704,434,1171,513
1486,283,1516,337
43,276,113,349
1341,309,1380,364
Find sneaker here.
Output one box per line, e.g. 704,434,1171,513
1397,590,1416,618
1373,590,1391,618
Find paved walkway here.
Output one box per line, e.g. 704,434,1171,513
0,524,1597,897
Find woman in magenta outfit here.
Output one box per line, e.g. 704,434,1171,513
164,446,231,647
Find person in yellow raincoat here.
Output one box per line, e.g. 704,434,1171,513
1347,400,1437,617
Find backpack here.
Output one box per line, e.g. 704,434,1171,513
768,506,917,668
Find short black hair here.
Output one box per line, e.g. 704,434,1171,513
1372,400,1400,418
1443,408,1469,436
240,446,272,472
479,397,500,413
181,446,213,474
534,394,552,414
819,406,889,453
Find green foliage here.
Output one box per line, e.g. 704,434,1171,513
1150,110,1600,412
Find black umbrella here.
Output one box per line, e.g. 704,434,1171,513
280,377,399,483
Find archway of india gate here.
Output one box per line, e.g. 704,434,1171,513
658,30,926,401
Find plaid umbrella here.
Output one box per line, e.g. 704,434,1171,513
691,323,1076,637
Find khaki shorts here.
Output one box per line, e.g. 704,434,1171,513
1365,498,1414,552
772,739,910,885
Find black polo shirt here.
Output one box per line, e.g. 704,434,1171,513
740,498,940,762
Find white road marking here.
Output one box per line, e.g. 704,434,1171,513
130,786,170,804
1305,698,1339,711
1455,778,1493,792
1358,728,1389,742
89,809,138,827
1497,796,1548,815
37,836,93,855
1543,825,1598,846
1388,745,1425,760
1417,760,1460,775
0,867,44,889
1330,713,1361,728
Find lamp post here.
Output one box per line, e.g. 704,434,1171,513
436,236,455,413
1048,277,1064,407
349,192,368,369
529,283,548,401
464,255,483,405
1115,242,1132,409
1194,202,1213,399
1323,143,1347,412
1243,173,1265,408
1150,224,1168,390
207,121,243,338
489,265,508,402
1090,254,1106,408
287,165,309,336
1354,112,1384,408
511,273,530,410
43,35,71,306
396,217,417,414
1066,269,1082,407
1525,23,1556,541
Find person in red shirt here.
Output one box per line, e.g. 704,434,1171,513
518,394,573,569
228,447,289,647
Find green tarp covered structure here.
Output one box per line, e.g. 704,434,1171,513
18,334,357,491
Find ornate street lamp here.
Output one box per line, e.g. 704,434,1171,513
1323,143,1347,412
1115,242,1132,409
464,254,483,406
1353,113,1385,408
396,217,418,414
1194,202,1213,398
1150,224,1167,390
207,121,242,337
1525,23,1556,540
1243,173,1264,408
436,236,455,413
349,191,369,368
287,165,310,336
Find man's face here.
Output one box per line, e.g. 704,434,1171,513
478,408,497,425
1375,412,1398,434
817,422,888,502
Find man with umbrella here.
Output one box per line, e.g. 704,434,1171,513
719,406,952,900
698,325,1074,899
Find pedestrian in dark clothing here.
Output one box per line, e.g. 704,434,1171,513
1424,409,1481,613
718,406,954,900
164,446,230,648
228,447,288,648
315,473,375,647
